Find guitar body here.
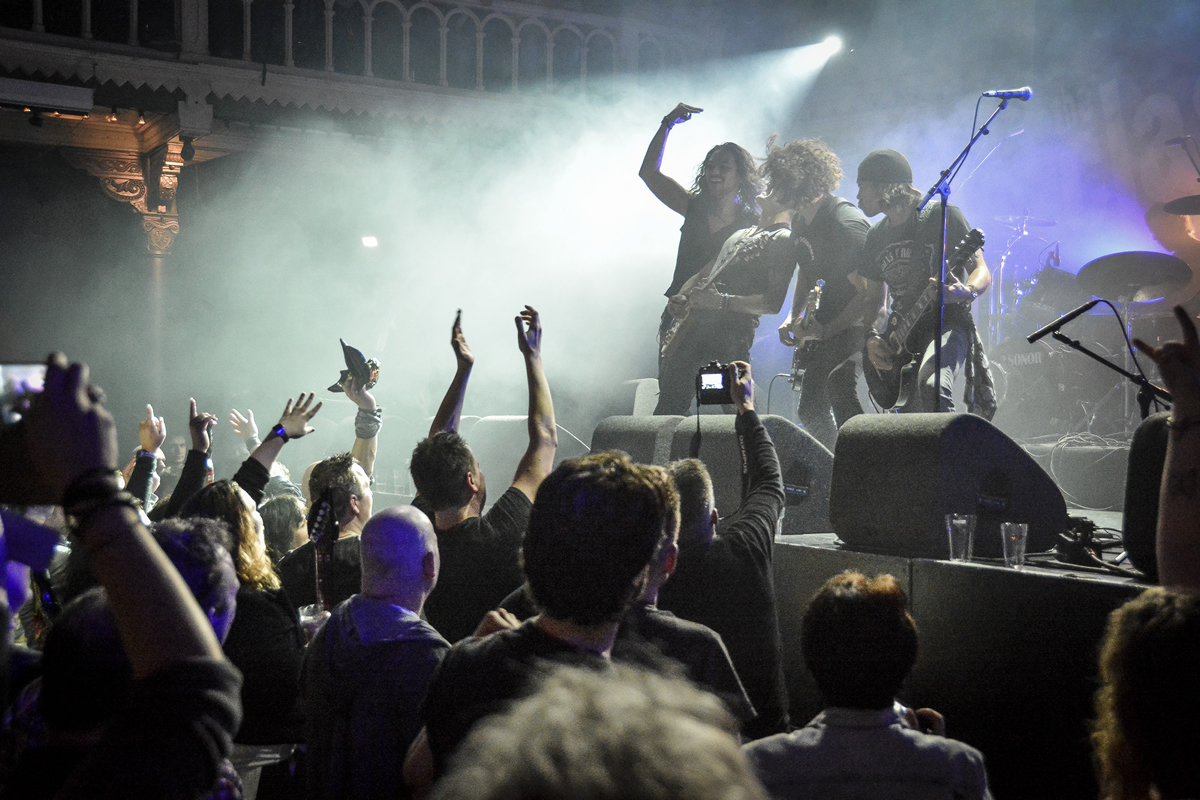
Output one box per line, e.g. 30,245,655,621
789,280,826,376
862,228,986,410
659,308,693,358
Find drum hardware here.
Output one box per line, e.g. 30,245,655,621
1163,195,1200,215
989,218,1057,349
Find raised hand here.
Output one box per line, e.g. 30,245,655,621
515,305,542,357
728,360,753,413
24,353,119,493
1135,305,1200,415
451,309,475,370
188,398,218,453
276,392,323,440
663,102,702,126
342,375,378,413
230,408,258,442
138,404,166,453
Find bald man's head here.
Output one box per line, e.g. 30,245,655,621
360,505,439,601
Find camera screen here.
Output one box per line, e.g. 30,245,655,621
700,372,724,391
2,364,46,396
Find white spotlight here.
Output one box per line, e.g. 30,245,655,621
823,36,843,55
362,236,379,248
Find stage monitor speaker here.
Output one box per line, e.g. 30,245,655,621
830,413,1068,559
1122,412,1168,582
590,415,684,466
666,414,833,535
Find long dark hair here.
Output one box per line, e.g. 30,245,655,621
690,142,762,218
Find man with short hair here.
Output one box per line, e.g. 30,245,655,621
410,306,557,643
404,450,676,790
302,505,450,800
743,570,993,799
657,361,789,740
278,376,380,610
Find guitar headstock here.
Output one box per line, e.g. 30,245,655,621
950,228,985,268
307,493,340,555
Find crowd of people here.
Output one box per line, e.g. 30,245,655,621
0,103,1199,800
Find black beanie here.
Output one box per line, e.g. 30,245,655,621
857,149,913,184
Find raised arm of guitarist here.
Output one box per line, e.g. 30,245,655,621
428,310,475,437
511,305,557,503
639,103,702,216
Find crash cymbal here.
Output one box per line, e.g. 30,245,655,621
994,214,1056,227
1076,251,1192,302
1163,195,1200,215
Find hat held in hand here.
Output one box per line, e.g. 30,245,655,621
328,339,380,393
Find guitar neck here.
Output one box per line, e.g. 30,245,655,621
890,232,982,344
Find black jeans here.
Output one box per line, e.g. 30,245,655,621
795,326,866,450
654,310,756,416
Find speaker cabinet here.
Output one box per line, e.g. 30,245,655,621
590,415,684,467
830,413,1068,558
666,414,834,536
1122,412,1168,582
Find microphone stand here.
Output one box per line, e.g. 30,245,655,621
919,99,1014,410
1050,330,1170,421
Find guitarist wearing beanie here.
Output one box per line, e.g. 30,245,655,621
856,149,991,413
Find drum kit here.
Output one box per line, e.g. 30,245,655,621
986,196,1199,438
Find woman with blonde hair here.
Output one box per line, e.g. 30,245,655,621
182,392,321,745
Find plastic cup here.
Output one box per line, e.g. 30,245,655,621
946,513,976,562
1001,522,1029,569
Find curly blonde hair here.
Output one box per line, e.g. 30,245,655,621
181,480,281,591
761,137,844,211
1093,587,1200,800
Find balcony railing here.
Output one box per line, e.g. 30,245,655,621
1,0,700,93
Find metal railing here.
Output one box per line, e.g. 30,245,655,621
2,0,697,93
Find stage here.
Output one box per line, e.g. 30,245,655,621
772,523,1145,800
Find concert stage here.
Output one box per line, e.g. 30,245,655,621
772,528,1145,800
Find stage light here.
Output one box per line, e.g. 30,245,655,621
362,236,379,248
823,36,842,55
105,107,118,123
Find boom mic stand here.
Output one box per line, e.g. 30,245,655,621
919,98,1018,410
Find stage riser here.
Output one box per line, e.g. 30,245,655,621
772,538,1145,800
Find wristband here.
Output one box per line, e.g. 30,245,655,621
135,449,157,460
968,285,981,301
661,115,675,129
355,407,383,440
266,423,290,443
247,436,261,448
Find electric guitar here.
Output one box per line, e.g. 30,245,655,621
862,228,985,409
306,492,340,613
790,279,825,376
659,231,774,358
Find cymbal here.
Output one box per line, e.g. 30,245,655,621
1076,251,1192,302
994,214,1056,227
1163,195,1200,215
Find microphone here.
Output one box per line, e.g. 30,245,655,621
982,87,1033,101
1026,299,1099,344
1166,136,1191,146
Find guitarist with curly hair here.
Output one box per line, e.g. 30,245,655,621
856,149,992,413
775,139,873,450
